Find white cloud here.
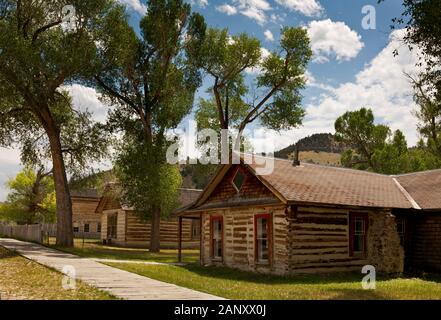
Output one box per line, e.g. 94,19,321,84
251,29,423,153
233,0,272,25
275,0,323,17
64,84,109,123
216,4,238,15
117,0,147,14
0,148,22,201
245,47,271,74
198,0,208,7
307,19,364,63
264,29,274,42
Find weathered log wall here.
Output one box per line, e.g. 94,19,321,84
101,210,198,249
409,213,441,272
201,205,288,275
200,205,404,274
71,197,101,238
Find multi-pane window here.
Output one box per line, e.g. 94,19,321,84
231,168,245,192
108,214,117,238
396,218,405,245
349,213,368,256
84,224,90,233
211,216,223,260
255,214,271,263
97,223,102,233
191,219,200,240
73,226,79,233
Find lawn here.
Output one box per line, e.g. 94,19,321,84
48,238,199,263
105,262,441,300
0,246,115,300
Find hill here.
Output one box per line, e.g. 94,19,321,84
274,133,344,166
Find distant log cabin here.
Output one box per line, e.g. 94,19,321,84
71,189,102,239
96,187,202,249
178,154,441,274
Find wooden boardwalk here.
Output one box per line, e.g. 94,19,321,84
0,238,223,300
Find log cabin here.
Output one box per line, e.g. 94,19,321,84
178,154,441,275
71,189,102,239
96,187,202,249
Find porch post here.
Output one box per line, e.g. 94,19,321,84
199,214,203,266
178,216,183,263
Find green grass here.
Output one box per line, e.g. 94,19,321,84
104,262,441,300
48,238,199,263
0,246,115,300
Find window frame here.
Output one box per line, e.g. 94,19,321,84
191,218,201,240
230,166,247,193
396,217,406,246
84,223,90,233
210,216,224,261
254,213,272,265
349,212,368,257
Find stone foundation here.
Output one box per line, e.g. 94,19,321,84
367,211,404,273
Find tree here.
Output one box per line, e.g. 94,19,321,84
195,27,311,150
94,0,206,252
388,0,441,82
335,108,390,171
0,1,118,246
335,107,441,174
0,167,56,224
407,73,441,157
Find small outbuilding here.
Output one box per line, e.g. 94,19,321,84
178,155,441,275
96,187,202,249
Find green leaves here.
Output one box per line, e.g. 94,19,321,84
335,108,441,174
114,141,182,219
0,167,56,224
195,26,311,134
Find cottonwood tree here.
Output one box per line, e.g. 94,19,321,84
0,1,118,246
335,107,440,174
195,27,311,152
0,167,56,224
94,0,206,252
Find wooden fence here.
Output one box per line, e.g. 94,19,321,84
0,224,43,243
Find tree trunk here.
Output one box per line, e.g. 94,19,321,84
150,207,161,252
46,126,74,247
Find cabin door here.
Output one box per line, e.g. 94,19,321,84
107,213,117,240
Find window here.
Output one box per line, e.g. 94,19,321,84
396,218,405,245
255,214,272,263
108,214,117,239
211,216,223,260
73,226,79,233
191,219,200,240
97,223,102,233
349,213,368,257
84,224,90,233
231,168,246,192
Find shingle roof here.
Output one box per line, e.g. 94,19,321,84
70,188,100,199
247,156,414,209
178,188,204,207
395,170,441,210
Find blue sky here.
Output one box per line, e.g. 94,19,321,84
0,0,424,200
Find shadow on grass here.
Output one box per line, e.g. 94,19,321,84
178,263,376,286
0,247,19,259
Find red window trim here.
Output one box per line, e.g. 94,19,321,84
210,215,224,261
230,166,247,193
254,213,272,264
349,212,368,257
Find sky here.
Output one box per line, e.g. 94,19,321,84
0,0,423,200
